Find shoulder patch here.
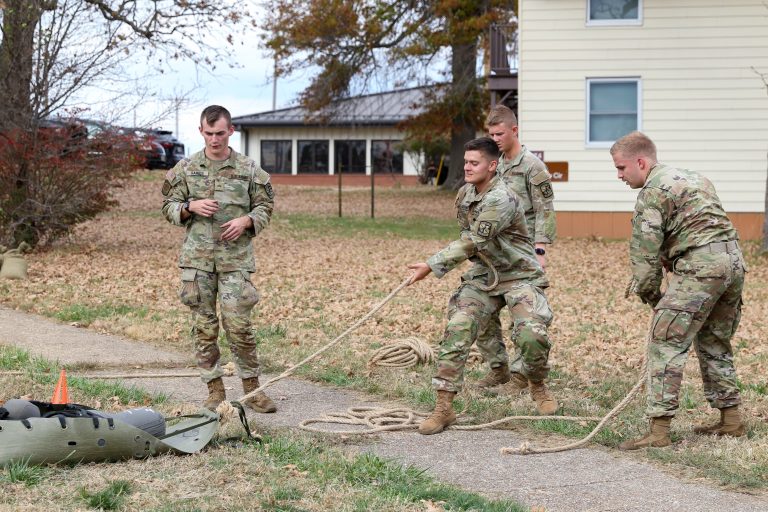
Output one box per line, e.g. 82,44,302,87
529,168,551,186
161,180,172,196
477,221,493,237
539,182,554,199
264,182,274,200
165,169,176,181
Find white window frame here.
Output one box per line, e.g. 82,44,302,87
586,0,643,27
585,77,642,148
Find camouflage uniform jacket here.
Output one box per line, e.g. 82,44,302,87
427,177,548,292
161,149,274,273
497,145,556,244
631,163,738,306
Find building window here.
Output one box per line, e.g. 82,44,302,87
297,140,329,174
334,140,366,174
586,78,640,146
587,0,641,26
260,140,292,174
371,140,404,174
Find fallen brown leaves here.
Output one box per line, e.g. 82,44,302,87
1,172,766,489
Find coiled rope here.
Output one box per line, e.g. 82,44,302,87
367,337,435,369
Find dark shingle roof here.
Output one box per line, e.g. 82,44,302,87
231,86,432,128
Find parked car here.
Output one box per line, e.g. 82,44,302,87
141,129,185,168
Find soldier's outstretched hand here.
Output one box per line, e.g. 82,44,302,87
407,262,432,285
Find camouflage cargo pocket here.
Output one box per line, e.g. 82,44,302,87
241,271,260,308
179,268,201,307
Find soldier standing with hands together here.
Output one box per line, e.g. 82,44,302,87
161,105,277,414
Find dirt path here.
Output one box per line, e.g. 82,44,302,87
1,305,766,512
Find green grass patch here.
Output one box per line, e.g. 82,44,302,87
275,213,457,241
648,448,768,489
55,303,148,325
3,458,47,486
260,434,526,512
78,480,133,510
0,345,167,405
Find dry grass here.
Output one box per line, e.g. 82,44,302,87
1,171,767,493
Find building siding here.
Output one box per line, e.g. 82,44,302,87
518,0,768,218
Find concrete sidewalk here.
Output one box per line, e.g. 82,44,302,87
1,305,765,512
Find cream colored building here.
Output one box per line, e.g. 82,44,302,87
232,88,427,177
518,0,768,238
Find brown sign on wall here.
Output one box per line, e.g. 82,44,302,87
531,150,568,181
545,161,569,182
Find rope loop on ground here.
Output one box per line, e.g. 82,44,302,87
367,337,435,369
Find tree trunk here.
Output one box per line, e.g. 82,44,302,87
442,39,479,190
0,1,46,131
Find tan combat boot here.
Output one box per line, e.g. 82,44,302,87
476,364,511,389
529,380,558,415
484,372,529,396
418,390,457,435
618,417,672,451
203,378,226,411
241,377,277,413
693,405,745,437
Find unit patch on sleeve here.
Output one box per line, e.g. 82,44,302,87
161,180,172,196
539,182,553,199
477,221,493,237
264,182,274,200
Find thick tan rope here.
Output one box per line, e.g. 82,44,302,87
237,277,412,405
367,337,435,369
500,360,646,455
298,406,603,435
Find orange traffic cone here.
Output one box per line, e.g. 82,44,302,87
51,369,69,404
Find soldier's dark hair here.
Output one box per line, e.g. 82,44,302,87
610,131,657,161
200,105,232,127
464,137,501,161
485,105,517,128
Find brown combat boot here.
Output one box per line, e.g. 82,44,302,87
693,405,745,437
529,380,558,415
476,364,511,389
484,372,529,396
618,417,672,451
203,378,226,411
418,390,457,435
241,377,277,413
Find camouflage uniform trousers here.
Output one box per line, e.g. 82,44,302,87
646,249,745,418
433,282,553,393
179,268,261,383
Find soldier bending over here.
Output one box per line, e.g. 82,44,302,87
161,105,277,414
408,137,557,435
613,131,747,450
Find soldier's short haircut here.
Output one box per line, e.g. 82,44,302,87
200,105,232,127
464,137,501,161
485,105,518,128
610,131,657,160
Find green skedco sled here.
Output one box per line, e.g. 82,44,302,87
0,401,221,466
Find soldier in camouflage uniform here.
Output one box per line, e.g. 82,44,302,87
612,131,746,450
161,105,277,414
475,105,557,398
408,137,558,435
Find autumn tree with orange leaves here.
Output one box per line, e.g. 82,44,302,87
265,0,516,189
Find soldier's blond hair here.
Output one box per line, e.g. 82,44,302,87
200,105,232,127
486,105,517,128
610,131,657,161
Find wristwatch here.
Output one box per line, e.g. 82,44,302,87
535,248,546,256
182,201,190,213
